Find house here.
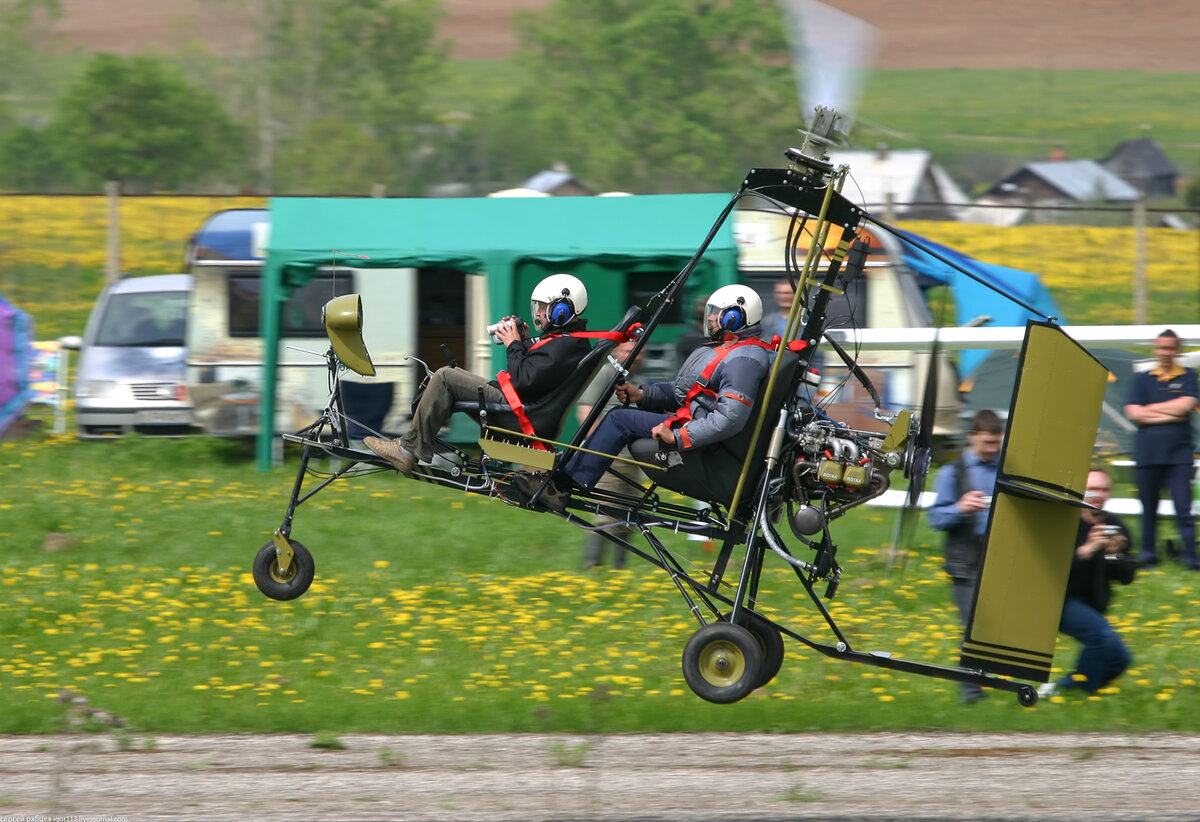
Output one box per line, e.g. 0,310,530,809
518,163,596,196
1100,138,1180,198
983,159,1141,206
826,148,970,220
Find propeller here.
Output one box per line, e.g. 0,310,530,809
887,306,945,574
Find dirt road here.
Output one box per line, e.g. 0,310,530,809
4,731,1198,820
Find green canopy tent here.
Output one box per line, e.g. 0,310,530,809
258,193,739,468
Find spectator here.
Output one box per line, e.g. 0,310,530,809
928,408,1004,703
760,280,795,343
1123,329,1198,569
1039,467,1137,698
576,339,642,569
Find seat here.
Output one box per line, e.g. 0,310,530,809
629,346,801,510
453,306,642,447
341,380,395,439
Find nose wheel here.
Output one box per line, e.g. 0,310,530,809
681,622,764,704
253,538,315,601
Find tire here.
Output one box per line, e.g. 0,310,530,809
252,539,315,601
744,614,785,689
681,622,764,704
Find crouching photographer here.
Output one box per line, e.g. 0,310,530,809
1039,466,1138,699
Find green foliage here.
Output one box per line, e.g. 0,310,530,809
52,53,245,192
500,0,799,193
231,0,449,194
1184,176,1200,209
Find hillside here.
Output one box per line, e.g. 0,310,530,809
50,0,1200,71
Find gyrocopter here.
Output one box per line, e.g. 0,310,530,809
252,104,1109,707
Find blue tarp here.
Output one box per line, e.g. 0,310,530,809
895,229,1065,375
0,293,33,437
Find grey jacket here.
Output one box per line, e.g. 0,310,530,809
638,324,772,452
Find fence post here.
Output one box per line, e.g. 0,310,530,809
105,180,121,284
1132,195,1147,324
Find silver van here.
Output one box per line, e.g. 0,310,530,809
69,274,194,438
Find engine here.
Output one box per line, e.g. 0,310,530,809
782,417,903,536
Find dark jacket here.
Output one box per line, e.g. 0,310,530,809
488,318,592,403
1069,513,1138,613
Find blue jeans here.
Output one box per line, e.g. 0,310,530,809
565,408,669,490
1055,596,1131,693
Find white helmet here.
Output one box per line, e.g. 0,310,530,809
531,273,587,331
704,284,762,339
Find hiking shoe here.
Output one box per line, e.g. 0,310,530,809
1037,682,1059,700
364,436,415,477
511,471,569,513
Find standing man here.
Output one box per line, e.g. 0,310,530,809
928,409,1005,703
1040,467,1137,698
1123,329,1198,569
760,280,795,343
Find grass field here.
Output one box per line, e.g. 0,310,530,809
2,430,1198,737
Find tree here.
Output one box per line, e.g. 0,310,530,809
500,0,801,194
52,53,245,192
196,0,447,194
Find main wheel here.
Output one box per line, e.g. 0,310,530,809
681,622,763,704
744,615,785,689
253,539,315,601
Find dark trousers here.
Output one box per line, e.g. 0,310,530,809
565,408,669,490
950,576,983,701
1056,596,1132,693
1135,463,1197,567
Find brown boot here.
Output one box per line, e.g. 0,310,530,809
364,436,415,477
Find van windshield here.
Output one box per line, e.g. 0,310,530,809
94,291,188,347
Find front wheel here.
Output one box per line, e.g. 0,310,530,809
253,539,315,600
681,622,763,704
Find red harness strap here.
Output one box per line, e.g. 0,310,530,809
495,334,562,450
663,337,776,448
493,326,641,450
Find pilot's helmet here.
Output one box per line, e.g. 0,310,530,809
530,273,587,331
704,284,762,340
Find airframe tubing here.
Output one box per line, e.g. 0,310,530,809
586,514,1032,701
726,167,850,517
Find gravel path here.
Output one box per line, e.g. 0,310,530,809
4,732,1198,821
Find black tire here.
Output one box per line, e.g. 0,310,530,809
744,615,785,689
253,539,315,601
1018,684,1038,707
681,622,763,704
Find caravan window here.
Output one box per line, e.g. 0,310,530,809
228,271,354,337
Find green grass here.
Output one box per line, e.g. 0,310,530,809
2,425,1198,736
859,69,1200,190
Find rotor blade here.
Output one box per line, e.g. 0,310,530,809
780,0,879,128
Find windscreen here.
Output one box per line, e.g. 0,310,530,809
94,291,188,347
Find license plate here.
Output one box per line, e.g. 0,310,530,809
136,410,193,424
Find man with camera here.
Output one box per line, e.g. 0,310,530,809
929,408,1004,703
1039,467,1138,699
365,273,592,476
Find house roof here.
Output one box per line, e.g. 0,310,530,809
827,149,970,213
1003,159,1141,202
1101,138,1179,179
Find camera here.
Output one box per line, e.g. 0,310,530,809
487,317,527,344
1101,525,1121,537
